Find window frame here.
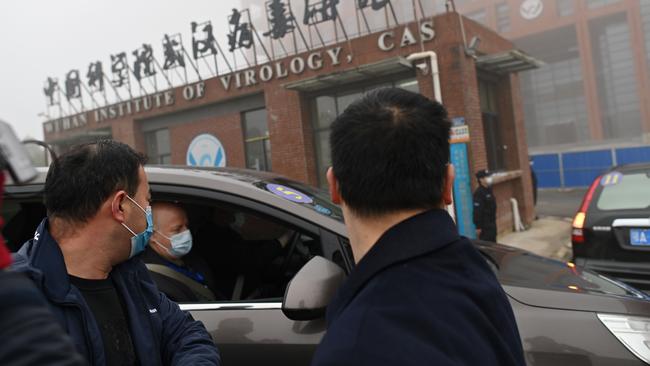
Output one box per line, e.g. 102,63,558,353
242,108,272,172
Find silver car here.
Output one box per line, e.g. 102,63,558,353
4,166,650,365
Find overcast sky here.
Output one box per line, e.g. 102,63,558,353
0,0,246,140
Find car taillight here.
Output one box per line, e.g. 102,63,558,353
572,176,601,244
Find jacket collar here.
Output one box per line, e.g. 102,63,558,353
13,218,141,303
13,218,73,302
327,209,460,322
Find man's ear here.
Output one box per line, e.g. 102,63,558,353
442,164,455,205
326,167,342,205
111,191,128,223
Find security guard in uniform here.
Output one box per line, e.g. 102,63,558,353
473,169,497,242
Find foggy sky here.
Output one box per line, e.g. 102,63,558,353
0,0,244,140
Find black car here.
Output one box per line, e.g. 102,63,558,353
572,163,650,290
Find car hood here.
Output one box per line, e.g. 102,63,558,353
478,242,650,316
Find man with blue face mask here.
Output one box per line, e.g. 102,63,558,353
11,140,221,366
142,202,219,302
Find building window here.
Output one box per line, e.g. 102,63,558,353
587,0,620,9
495,3,510,33
590,14,641,140
557,0,574,16
311,77,419,187
242,108,271,171
466,9,487,26
145,128,171,164
516,25,589,148
479,79,506,171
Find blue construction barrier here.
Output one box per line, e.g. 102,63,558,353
616,146,650,165
531,154,561,188
531,145,650,188
562,150,612,187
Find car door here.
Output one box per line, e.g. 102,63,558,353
151,183,346,366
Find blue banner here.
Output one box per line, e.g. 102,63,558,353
451,143,476,239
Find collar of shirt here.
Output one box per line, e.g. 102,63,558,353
326,208,460,323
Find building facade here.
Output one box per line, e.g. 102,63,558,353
455,0,650,154
42,11,537,236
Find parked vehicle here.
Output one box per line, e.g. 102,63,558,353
572,163,650,292
5,166,650,365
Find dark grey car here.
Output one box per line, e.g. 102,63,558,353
4,166,650,365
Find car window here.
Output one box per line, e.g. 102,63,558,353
596,172,650,211
1,199,46,252
153,194,323,303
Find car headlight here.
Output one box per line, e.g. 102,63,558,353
598,313,650,363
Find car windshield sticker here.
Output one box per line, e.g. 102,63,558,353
314,204,332,216
601,172,623,187
266,184,313,204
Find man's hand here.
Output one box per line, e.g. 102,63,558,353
476,229,482,237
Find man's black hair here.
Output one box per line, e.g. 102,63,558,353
44,140,147,223
330,88,451,217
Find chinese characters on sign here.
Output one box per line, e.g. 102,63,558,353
87,61,104,92
227,9,254,51
303,0,339,25
111,52,129,88
132,44,156,81
191,21,218,59
64,70,81,101
162,34,185,70
42,1,436,127
43,78,59,106
357,0,390,10
264,0,295,40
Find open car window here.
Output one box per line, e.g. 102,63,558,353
151,193,323,304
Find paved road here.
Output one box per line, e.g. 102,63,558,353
535,188,587,219
500,217,572,260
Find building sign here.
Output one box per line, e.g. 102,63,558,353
520,0,543,20
41,0,436,135
450,143,476,238
377,21,434,51
450,125,470,143
186,134,226,167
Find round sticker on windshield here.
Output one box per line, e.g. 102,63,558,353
266,184,313,204
600,172,623,187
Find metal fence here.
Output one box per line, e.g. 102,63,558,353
531,146,650,188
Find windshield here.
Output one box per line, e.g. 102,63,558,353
597,172,650,211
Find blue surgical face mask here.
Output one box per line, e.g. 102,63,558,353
152,229,193,258
121,195,153,259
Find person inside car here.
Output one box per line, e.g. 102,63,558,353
313,88,525,366
142,202,220,302
11,140,221,366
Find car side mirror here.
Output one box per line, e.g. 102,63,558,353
282,256,346,321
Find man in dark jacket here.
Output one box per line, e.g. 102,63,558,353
473,169,498,242
315,88,525,366
1,225,86,365
11,140,220,366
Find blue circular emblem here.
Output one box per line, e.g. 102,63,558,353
266,184,313,204
186,134,226,167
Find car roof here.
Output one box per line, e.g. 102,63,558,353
8,166,348,236
609,162,650,173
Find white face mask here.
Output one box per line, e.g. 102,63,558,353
152,229,193,258
485,177,494,186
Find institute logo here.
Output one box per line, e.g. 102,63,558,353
186,134,227,167
520,0,543,20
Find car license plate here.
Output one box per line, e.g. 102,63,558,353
630,229,650,246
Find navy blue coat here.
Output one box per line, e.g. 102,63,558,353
311,209,525,366
11,219,221,366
